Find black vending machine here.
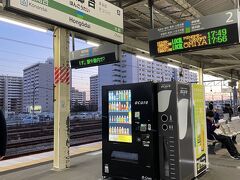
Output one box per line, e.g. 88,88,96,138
157,82,195,180
102,82,159,180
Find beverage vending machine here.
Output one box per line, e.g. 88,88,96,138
157,82,195,180
102,82,207,180
102,82,159,180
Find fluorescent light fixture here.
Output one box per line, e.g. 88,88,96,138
167,58,181,63
167,63,180,69
136,55,153,62
154,9,160,14
136,48,150,54
0,17,47,32
87,41,100,47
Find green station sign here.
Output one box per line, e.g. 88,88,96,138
5,0,123,43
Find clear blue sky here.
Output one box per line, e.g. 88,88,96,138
0,21,98,99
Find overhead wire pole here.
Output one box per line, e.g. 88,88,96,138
119,0,122,8
53,27,71,170
71,32,75,51
148,0,154,29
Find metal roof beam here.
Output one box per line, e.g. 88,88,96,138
124,31,148,37
125,20,149,31
124,0,176,24
204,65,240,71
189,46,240,56
123,36,149,51
124,0,147,12
164,0,203,18
207,71,239,80
161,54,201,68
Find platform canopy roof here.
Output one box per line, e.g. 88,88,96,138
1,0,240,80
108,0,240,80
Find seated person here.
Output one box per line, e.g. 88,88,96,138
206,110,240,160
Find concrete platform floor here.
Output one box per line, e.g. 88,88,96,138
1,118,240,180
1,150,240,180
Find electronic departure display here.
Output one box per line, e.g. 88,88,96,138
149,23,239,57
71,52,118,69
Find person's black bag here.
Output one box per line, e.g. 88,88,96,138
0,110,7,158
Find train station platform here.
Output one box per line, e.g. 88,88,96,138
1,146,240,180
1,118,240,180
0,142,102,172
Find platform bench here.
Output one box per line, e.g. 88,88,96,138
207,139,221,154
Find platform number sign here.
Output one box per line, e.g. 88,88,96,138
226,11,234,23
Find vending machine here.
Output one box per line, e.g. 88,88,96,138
157,82,195,180
102,82,159,180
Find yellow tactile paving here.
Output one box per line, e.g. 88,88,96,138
0,142,102,173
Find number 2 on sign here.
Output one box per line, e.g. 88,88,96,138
226,12,233,23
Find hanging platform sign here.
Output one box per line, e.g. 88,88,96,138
70,43,121,69
149,9,240,57
4,0,123,43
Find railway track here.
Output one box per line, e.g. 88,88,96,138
5,119,102,159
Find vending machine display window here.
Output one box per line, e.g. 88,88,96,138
108,90,132,143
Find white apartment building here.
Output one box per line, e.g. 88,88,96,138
71,87,86,106
23,58,54,113
0,76,23,114
90,75,99,107
98,52,198,111
138,58,174,83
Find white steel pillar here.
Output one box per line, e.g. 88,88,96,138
53,27,70,170
198,67,203,85
198,62,204,85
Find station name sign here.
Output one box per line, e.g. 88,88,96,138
70,44,121,69
4,0,123,43
149,9,240,57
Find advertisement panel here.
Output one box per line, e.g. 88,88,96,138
5,0,123,43
192,84,208,176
